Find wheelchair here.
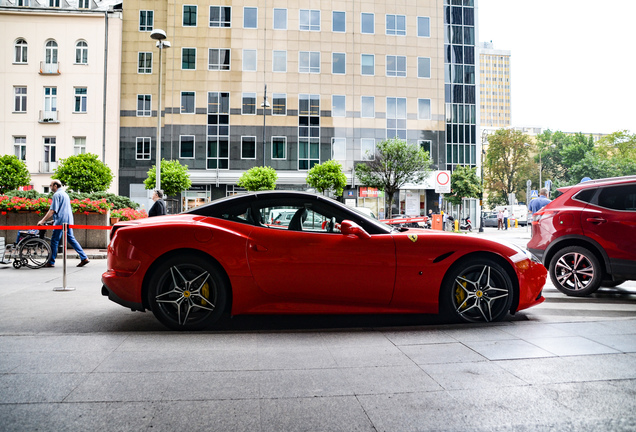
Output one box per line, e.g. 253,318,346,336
0,224,52,269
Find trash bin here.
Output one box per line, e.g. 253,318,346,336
432,214,443,230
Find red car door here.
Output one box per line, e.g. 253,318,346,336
246,226,396,305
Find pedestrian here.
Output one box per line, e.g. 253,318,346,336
442,211,447,231
503,207,509,230
37,180,89,268
529,188,552,215
497,209,504,230
148,189,167,217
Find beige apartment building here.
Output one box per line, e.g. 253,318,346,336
0,0,123,193
479,41,510,130
120,0,470,215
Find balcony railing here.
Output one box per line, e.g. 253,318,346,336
39,110,59,123
40,61,60,75
39,161,58,173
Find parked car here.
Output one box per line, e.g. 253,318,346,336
103,191,546,330
527,176,636,296
483,213,499,227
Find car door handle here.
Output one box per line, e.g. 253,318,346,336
586,217,607,224
250,243,268,252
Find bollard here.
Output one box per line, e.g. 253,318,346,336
454,218,459,232
54,223,75,292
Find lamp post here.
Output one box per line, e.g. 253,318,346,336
150,29,170,192
261,84,270,167
479,130,488,232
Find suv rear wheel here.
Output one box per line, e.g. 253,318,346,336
549,246,602,296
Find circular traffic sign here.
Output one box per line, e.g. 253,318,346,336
437,171,450,186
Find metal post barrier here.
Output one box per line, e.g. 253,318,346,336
54,223,75,292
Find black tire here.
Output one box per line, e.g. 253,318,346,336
19,238,51,269
548,246,602,296
440,258,514,323
600,279,626,288
147,255,228,331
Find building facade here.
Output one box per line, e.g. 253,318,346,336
478,40,510,130
0,0,123,193
119,0,464,215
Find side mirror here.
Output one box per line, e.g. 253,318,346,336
340,220,371,239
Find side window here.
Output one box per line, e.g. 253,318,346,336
597,184,636,211
260,205,338,233
573,188,596,204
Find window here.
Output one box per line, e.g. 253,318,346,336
139,10,154,31
332,52,345,74
418,57,431,78
241,136,256,159
300,9,320,31
182,48,196,70
419,140,432,158
78,0,89,9
272,93,286,115
272,50,287,72
361,96,374,118
242,93,256,114
272,136,286,159
386,14,406,35
298,94,320,170
44,40,58,68
138,52,152,74
183,5,197,26
387,97,407,139
14,137,27,161
14,87,27,112
244,7,257,28
361,13,374,34
208,48,230,70
43,137,56,172
332,138,346,160
210,6,231,27
136,137,151,160
243,49,257,71
43,87,57,119
17,0,31,6
75,41,88,64
418,98,431,120
180,135,195,158
14,39,27,63
332,11,345,32
418,16,430,37
386,55,406,77
137,94,151,116
273,8,287,30
49,0,59,7
332,95,345,117
181,91,195,114
299,51,320,73
73,137,86,155
361,54,374,75
74,87,87,113
207,92,230,170
361,138,375,160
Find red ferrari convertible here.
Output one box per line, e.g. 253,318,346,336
102,192,546,330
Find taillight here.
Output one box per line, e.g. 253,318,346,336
533,210,559,223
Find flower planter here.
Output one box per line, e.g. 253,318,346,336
110,217,120,225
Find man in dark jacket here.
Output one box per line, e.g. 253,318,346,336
148,190,167,217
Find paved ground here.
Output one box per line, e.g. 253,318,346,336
1,229,635,431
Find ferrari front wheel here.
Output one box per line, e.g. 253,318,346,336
147,255,227,331
441,259,514,323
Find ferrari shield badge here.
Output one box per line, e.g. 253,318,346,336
408,234,418,243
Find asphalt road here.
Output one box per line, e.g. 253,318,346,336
1,229,635,431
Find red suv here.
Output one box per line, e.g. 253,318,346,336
527,176,636,296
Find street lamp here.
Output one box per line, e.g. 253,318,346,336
261,84,270,167
150,29,170,192
479,130,488,232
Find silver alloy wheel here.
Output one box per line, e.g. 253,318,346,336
554,252,595,291
450,263,512,322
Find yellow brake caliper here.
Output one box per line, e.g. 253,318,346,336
201,282,209,306
455,277,467,310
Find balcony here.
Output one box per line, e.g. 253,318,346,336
39,161,58,173
39,110,59,123
40,61,60,75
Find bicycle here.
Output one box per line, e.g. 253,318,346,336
0,222,52,269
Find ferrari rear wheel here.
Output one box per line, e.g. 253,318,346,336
148,255,227,331
441,259,514,323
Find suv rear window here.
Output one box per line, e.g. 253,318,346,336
597,184,636,211
574,188,596,203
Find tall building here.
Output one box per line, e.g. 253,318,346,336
479,41,511,130
0,0,123,193
119,0,452,215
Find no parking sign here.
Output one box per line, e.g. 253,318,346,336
435,170,451,193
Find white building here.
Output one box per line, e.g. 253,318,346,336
0,0,122,193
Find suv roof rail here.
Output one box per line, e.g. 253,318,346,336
579,175,636,185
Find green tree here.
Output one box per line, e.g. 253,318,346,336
444,165,482,224
306,160,347,196
484,129,533,206
237,166,277,191
0,155,31,194
144,159,192,196
52,153,113,193
355,138,431,218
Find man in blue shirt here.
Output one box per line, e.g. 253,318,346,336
529,188,551,214
37,180,89,267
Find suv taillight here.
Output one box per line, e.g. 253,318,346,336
533,210,559,223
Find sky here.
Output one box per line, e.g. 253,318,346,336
478,0,636,135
